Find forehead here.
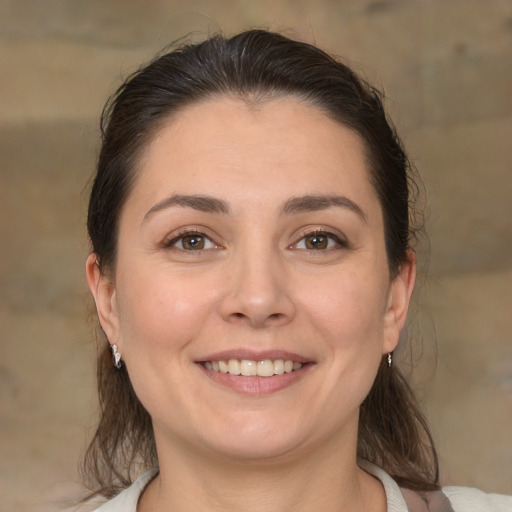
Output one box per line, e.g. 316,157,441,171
151,95,365,158
130,96,380,218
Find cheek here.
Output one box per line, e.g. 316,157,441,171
302,267,389,349
115,268,219,357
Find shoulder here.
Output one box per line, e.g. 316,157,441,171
359,460,512,512
442,486,512,512
90,470,158,512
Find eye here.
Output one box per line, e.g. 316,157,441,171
293,231,346,251
165,231,217,251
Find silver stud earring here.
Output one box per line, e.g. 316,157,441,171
387,352,393,368
111,344,122,369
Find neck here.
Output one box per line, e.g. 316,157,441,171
138,426,385,512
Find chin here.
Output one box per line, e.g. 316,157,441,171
194,415,317,464
207,436,303,464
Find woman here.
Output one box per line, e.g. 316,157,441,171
83,30,511,511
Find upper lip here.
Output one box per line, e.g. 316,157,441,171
197,349,313,364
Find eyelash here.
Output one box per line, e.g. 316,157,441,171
163,229,218,251
292,229,348,251
162,228,347,253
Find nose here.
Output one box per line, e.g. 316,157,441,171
219,243,295,329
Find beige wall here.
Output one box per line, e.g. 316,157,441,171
1,1,511,510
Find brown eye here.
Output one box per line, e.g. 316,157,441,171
305,233,329,250
181,234,205,250
165,232,216,251
292,230,346,251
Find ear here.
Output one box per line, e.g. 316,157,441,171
85,253,121,349
382,249,417,354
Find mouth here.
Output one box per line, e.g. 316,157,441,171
201,358,304,377
196,350,314,395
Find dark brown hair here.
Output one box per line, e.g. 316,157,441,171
84,29,438,498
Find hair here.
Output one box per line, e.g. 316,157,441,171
83,29,438,499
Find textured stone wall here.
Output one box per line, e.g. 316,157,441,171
1,1,511,510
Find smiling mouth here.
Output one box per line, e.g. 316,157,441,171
201,359,304,377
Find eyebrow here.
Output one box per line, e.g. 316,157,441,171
144,194,230,220
143,193,366,222
282,195,367,222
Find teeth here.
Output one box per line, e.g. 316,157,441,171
257,360,274,377
273,359,284,375
228,359,241,375
240,359,257,376
203,359,303,377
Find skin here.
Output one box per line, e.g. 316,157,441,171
87,96,416,512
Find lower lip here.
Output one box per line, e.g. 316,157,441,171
196,363,313,395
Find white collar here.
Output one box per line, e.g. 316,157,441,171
359,460,410,512
92,469,158,511
93,462,410,512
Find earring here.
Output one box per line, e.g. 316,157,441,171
387,352,393,368
111,344,122,369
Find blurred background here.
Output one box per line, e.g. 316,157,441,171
1,1,511,510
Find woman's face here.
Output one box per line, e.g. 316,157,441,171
87,96,415,463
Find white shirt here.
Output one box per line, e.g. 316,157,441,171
91,463,512,511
